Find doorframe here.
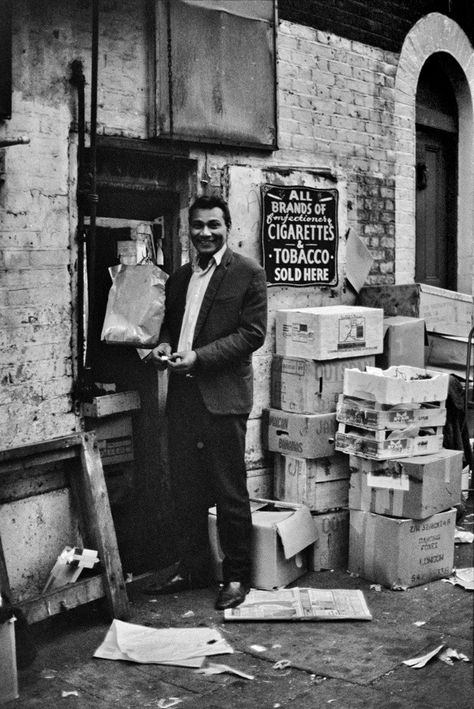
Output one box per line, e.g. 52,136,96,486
394,13,474,295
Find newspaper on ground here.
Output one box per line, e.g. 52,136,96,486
224,588,372,621
94,620,233,667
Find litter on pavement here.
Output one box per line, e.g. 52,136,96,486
93,620,233,667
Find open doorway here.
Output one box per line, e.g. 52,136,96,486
415,54,458,290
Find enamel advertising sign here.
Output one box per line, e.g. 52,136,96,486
261,185,339,286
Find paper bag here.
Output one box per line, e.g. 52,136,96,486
101,264,167,348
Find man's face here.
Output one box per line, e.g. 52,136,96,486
189,207,228,259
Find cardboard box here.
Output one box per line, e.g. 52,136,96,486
209,499,317,590
274,453,349,512
271,354,375,414
275,306,384,361
87,415,134,465
358,283,473,337
335,424,443,460
348,449,463,519
81,391,141,418
348,508,456,588
426,333,470,368
308,509,349,571
343,366,449,405
376,316,425,369
336,395,447,430
0,618,18,703
263,409,336,458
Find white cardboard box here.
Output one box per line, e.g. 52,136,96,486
263,409,336,458
308,509,349,571
348,449,463,519
348,508,456,589
271,354,375,414
208,499,317,590
274,453,349,512
275,306,384,361
376,316,425,369
343,366,449,405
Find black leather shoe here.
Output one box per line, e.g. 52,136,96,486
215,581,249,610
144,572,208,595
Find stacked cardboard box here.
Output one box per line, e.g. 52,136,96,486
264,305,384,571
334,364,462,589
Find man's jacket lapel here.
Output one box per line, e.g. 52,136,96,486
193,248,232,344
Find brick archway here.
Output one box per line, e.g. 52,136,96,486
394,12,474,294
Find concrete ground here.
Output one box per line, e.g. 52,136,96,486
5,509,474,709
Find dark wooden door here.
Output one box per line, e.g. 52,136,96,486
415,127,457,289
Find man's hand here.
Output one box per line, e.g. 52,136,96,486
147,343,172,370
167,350,197,374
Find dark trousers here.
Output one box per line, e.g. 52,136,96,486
167,375,252,585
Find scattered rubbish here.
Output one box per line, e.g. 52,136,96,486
403,644,445,668
462,513,474,525
126,573,133,583
403,644,470,669
272,643,282,649
454,529,474,544
438,648,470,665
225,588,372,621
157,699,182,709
41,669,58,679
94,620,233,667
442,568,474,591
181,611,195,618
249,644,267,652
273,659,291,670
391,585,408,591
370,584,382,592
61,690,79,697
413,621,426,627
43,547,99,593
195,662,254,680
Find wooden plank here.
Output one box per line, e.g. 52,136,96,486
0,533,12,598
0,449,77,478
78,433,129,620
0,434,83,465
81,391,141,418
17,575,105,624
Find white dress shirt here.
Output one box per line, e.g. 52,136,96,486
177,243,226,352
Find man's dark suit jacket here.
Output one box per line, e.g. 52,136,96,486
159,247,268,415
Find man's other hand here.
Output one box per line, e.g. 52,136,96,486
148,343,172,370
167,350,197,374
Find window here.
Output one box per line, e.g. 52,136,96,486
155,0,277,149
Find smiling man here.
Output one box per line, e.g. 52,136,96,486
146,194,268,610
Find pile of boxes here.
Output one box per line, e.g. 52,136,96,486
335,364,463,589
263,305,384,578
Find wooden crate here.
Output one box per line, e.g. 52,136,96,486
343,366,449,405
335,422,444,460
336,394,446,430
81,391,141,418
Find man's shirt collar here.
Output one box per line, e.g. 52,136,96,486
193,243,227,272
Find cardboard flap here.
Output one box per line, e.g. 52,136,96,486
276,506,317,560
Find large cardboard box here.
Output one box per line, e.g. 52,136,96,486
348,508,456,588
308,509,349,571
263,409,336,458
426,332,469,368
376,316,425,369
271,354,375,414
357,283,473,337
274,453,349,512
208,500,317,590
275,306,384,361
336,395,447,430
348,449,463,519
343,366,449,405
86,415,134,465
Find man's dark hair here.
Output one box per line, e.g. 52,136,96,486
189,194,232,229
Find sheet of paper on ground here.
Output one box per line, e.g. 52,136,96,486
94,620,233,667
224,588,372,621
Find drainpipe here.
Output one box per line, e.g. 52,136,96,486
83,0,100,396
70,60,86,397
